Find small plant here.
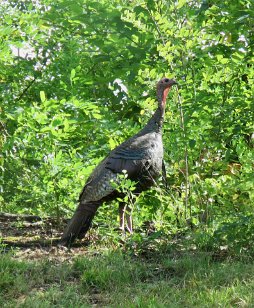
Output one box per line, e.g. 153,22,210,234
110,170,138,228
111,170,138,204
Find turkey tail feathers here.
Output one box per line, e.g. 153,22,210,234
59,201,99,246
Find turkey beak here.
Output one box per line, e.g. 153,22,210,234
171,80,177,86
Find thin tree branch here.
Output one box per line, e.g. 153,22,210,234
176,86,190,219
17,76,37,101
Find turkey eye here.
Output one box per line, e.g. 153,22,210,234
164,78,169,82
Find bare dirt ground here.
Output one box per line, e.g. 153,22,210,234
0,212,94,261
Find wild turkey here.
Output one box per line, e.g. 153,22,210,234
60,78,177,246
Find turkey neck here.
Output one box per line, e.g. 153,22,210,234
141,86,171,134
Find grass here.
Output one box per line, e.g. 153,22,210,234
1,241,254,308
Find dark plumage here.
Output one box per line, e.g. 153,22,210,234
60,78,177,246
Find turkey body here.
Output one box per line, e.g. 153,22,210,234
81,130,163,203
60,78,176,246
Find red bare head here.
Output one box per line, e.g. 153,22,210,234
157,78,177,89
157,78,177,105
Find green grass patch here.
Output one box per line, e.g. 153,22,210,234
0,247,254,307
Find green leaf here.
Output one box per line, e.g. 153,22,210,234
52,119,62,127
177,0,186,9
40,91,46,102
189,139,196,148
93,113,102,119
70,69,76,80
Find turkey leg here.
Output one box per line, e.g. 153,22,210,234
119,203,133,234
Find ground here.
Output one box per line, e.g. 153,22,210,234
1,214,254,307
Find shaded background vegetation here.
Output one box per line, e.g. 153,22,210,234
0,0,253,253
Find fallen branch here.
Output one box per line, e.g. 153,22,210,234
0,212,69,224
1,238,59,248
1,238,89,248
0,212,42,222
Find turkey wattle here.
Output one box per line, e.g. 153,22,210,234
60,78,177,246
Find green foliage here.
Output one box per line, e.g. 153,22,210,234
213,214,254,253
0,0,253,251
